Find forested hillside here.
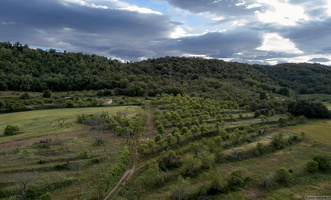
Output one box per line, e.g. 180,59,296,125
1,42,331,99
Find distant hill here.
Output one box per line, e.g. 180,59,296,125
1,42,331,98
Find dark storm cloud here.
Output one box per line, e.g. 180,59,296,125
281,19,331,55
0,0,178,60
169,30,262,58
166,0,263,16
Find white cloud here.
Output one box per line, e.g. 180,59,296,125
256,33,304,54
1,21,16,25
169,27,187,38
246,3,262,9
62,0,162,14
326,0,331,16
118,5,162,15
256,0,309,25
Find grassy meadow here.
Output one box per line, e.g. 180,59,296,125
0,106,142,199
283,120,331,145
0,106,141,143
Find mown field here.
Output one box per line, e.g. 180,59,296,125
0,106,142,199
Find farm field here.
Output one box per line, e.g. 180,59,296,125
283,120,331,145
0,106,143,199
0,106,141,143
115,94,331,200
0,94,331,200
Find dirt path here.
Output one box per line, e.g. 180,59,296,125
103,165,135,200
145,102,155,139
103,102,154,200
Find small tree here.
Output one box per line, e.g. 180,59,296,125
20,93,30,100
306,160,319,173
312,153,331,171
42,89,52,98
274,167,291,185
4,125,20,136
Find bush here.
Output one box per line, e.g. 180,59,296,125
54,163,69,170
4,125,20,136
25,188,42,200
37,159,46,164
20,93,30,100
40,192,52,200
306,160,319,173
271,133,287,149
228,169,249,190
312,153,331,171
274,167,291,185
0,189,6,198
42,89,52,98
65,99,74,107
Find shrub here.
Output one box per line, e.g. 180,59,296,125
42,89,52,98
274,167,291,185
228,169,249,190
4,125,20,136
20,93,30,100
40,192,52,200
312,153,331,171
25,188,42,200
306,160,319,173
79,150,89,159
54,163,69,170
271,133,287,149
37,160,46,164
65,99,74,107
0,189,6,198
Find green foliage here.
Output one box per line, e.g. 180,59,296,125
4,124,20,136
137,144,148,153
273,167,292,185
306,160,319,173
170,176,194,200
65,99,74,108
288,100,331,119
24,188,42,200
311,153,331,172
20,93,30,100
228,169,249,190
144,162,167,187
271,133,287,149
37,159,46,164
0,189,6,199
40,192,52,200
79,150,89,159
54,163,69,170
42,89,52,98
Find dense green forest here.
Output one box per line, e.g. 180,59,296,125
1,42,331,97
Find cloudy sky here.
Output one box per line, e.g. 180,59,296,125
1,0,331,65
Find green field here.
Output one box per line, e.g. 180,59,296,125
1,95,331,200
0,106,140,143
0,106,142,199
283,120,331,145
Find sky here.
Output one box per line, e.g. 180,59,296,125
1,0,331,65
